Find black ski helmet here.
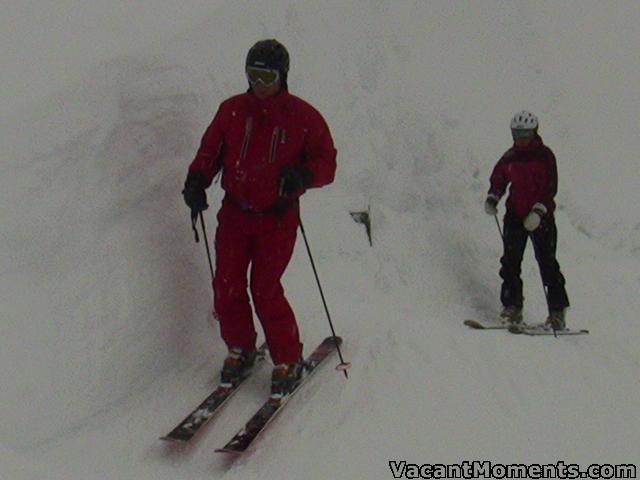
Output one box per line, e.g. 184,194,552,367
245,39,290,89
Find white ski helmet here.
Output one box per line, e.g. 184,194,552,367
510,110,539,131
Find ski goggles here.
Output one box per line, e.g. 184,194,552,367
511,128,536,140
246,67,280,86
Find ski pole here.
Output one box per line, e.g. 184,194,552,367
191,210,215,283
199,212,215,283
493,214,503,240
298,215,351,378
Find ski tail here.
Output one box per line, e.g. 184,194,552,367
215,336,342,454
161,342,268,443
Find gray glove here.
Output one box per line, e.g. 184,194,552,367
484,194,499,216
523,202,547,231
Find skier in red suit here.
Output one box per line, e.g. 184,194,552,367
183,40,337,396
485,111,569,331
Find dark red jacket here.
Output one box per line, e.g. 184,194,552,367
488,136,558,218
189,90,337,212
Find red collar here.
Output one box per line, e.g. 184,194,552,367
248,89,289,105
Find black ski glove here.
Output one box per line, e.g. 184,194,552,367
182,171,209,215
278,165,313,196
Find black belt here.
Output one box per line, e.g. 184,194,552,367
225,194,295,216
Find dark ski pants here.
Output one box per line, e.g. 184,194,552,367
500,212,570,312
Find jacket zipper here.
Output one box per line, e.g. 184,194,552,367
239,117,253,162
211,140,224,184
269,127,280,164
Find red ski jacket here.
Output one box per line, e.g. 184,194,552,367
189,90,337,212
488,136,558,218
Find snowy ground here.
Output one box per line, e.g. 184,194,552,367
2,2,639,479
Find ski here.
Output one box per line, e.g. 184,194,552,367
508,324,589,336
464,319,588,336
464,319,512,330
160,342,268,444
215,336,342,455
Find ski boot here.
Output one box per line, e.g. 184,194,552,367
545,309,566,331
270,361,305,401
500,305,523,326
220,348,258,388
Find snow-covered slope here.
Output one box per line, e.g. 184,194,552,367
2,2,639,479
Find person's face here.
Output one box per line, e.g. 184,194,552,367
251,80,281,99
514,137,533,148
512,129,535,147
246,67,282,99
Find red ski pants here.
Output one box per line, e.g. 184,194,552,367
213,202,302,365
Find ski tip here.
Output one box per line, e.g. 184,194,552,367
519,327,590,336
562,329,590,336
159,435,188,444
463,319,485,329
215,448,243,455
